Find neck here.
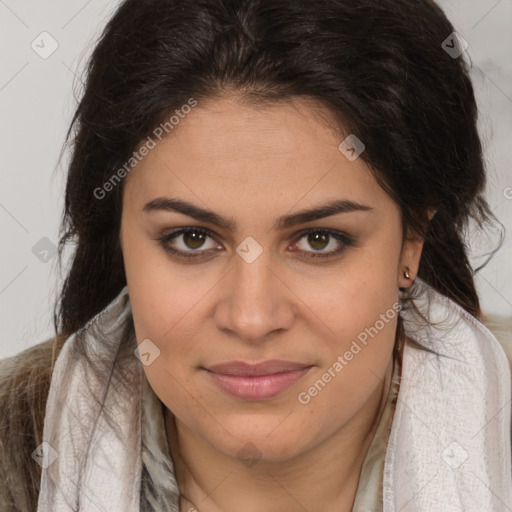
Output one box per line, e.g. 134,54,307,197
165,355,394,512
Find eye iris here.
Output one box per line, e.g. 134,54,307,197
184,231,206,249
308,232,328,251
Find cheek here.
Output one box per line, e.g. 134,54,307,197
124,248,208,424
121,219,201,345
296,283,399,436
305,273,398,384
308,231,401,349
299,229,401,401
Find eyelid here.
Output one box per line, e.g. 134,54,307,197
289,227,355,259
154,226,355,261
157,226,221,253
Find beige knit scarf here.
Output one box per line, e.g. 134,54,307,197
36,279,512,511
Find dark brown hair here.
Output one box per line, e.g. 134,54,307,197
1,2,504,510
54,0,500,338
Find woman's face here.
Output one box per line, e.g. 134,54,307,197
120,95,423,463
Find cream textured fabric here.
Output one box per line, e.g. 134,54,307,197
36,278,512,511
139,372,180,511
352,344,401,511
384,282,512,511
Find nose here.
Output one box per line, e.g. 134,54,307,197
214,249,296,343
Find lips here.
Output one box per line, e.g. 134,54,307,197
204,360,313,400
206,359,311,376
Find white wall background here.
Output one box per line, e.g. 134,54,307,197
0,0,511,359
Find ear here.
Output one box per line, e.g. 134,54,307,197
398,238,424,289
398,209,435,289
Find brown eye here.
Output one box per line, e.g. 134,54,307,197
291,229,355,259
155,227,355,262
182,230,207,249
155,227,220,261
307,232,330,251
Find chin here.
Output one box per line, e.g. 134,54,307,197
200,415,316,464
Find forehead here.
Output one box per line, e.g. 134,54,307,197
123,96,387,213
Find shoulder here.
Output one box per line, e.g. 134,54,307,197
0,334,68,512
480,313,512,370
480,313,512,458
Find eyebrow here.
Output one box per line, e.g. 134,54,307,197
143,197,373,231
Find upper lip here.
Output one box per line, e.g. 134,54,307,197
205,360,311,376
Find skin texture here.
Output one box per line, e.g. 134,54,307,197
120,94,425,512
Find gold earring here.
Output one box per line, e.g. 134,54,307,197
403,267,411,279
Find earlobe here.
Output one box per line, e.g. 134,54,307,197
398,209,434,289
398,237,425,289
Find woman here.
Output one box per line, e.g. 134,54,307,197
1,0,511,510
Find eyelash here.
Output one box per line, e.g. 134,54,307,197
154,227,355,262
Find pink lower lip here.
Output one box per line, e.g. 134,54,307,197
205,367,312,400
